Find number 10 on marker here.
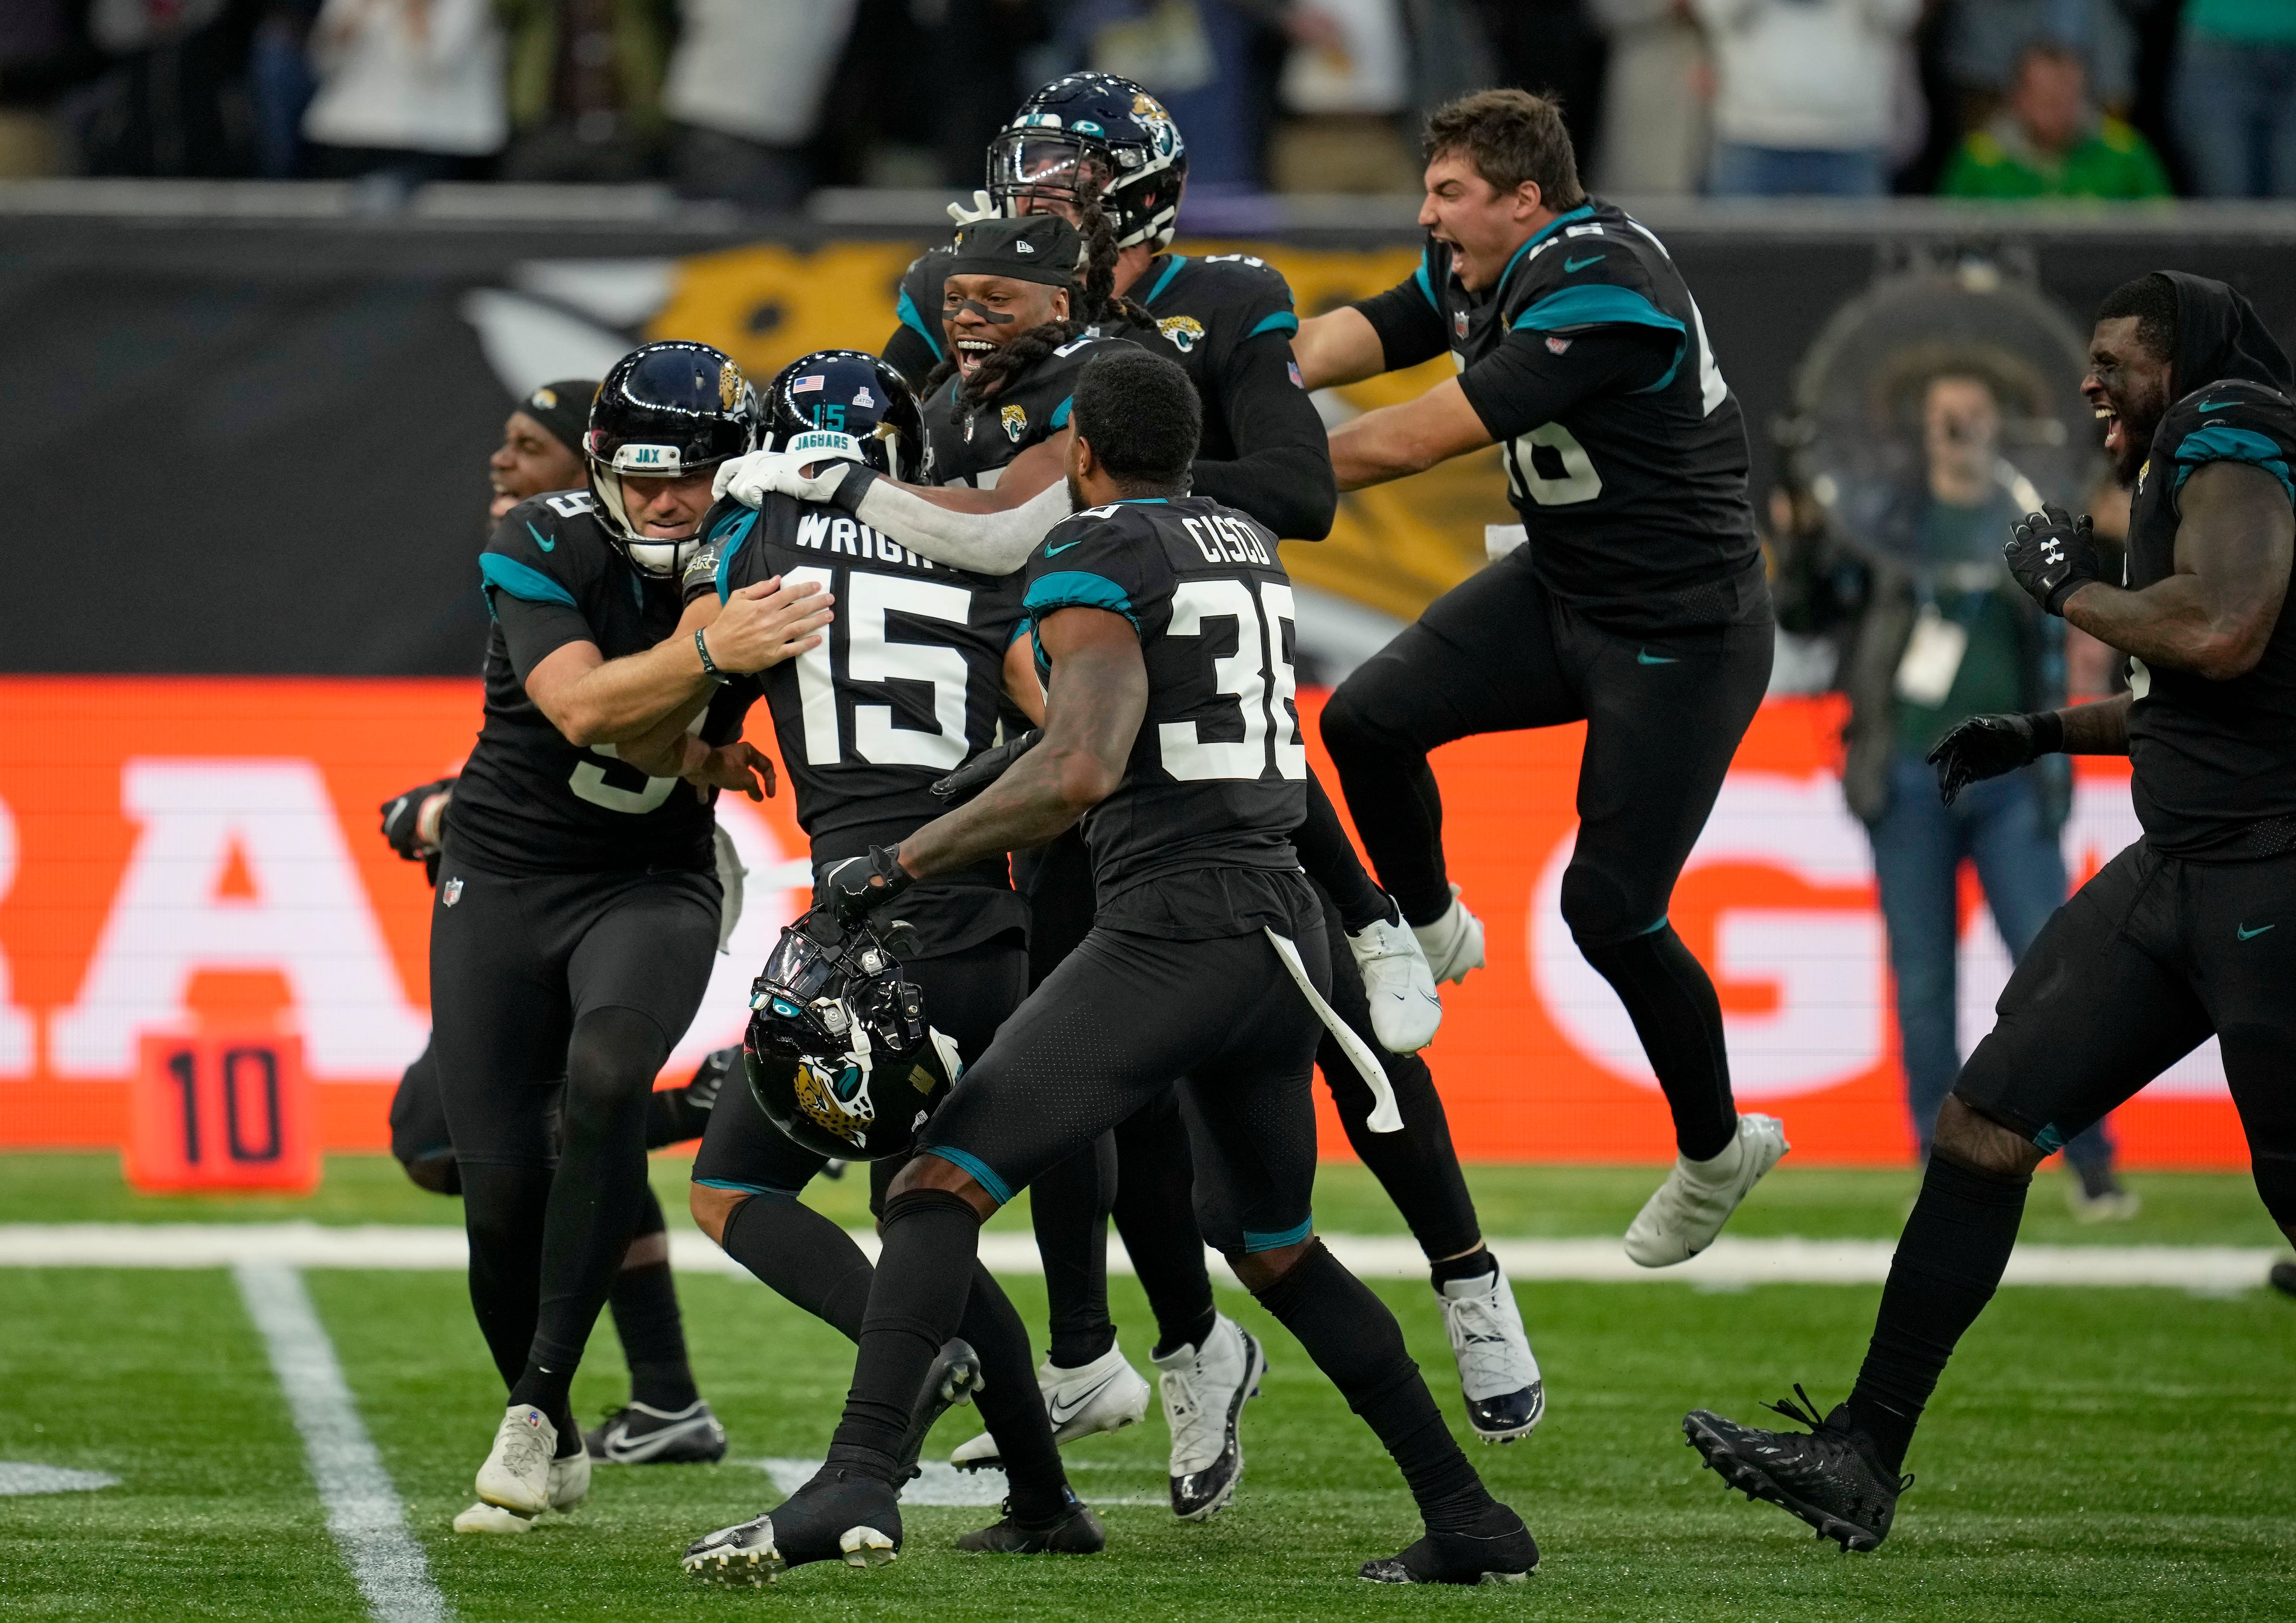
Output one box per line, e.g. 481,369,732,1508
128,1032,320,1194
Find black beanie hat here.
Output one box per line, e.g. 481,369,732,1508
944,215,1084,288
518,378,599,456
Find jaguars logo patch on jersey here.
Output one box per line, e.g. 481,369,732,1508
1157,315,1205,354
1001,403,1029,442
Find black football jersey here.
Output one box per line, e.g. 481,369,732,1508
452,490,756,877
919,330,1138,491
1394,200,1759,623
895,245,1297,468
1022,495,1307,934
2122,379,2296,855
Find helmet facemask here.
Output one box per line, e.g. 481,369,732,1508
586,441,724,578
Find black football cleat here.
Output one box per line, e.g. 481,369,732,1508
1360,1505,1538,1585
1684,1385,1909,1552
953,1490,1107,1555
583,1399,728,1464
892,1338,984,1484
680,1467,901,1586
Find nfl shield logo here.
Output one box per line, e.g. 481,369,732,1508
1453,309,1468,339
1547,336,1573,354
443,877,463,907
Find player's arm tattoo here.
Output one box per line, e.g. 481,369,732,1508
2054,691,2132,755
1326,377,1493,491
896,607,1144,880
2062,460,2294,681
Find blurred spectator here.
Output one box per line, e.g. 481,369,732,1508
249,0,322,177
1939,39,2168,198
497,0,674,183
1694,0,1919,197
1941,0,2138,124
663,0,856,209
63,0,264,176
1398,0,1498,119
1589,0,1709,195
1056,1,1286,196
0,0,84,175
1838,375,2132,1215
1270,0,1418,193
1473,0,1607,170
302,0,506,182
2174,0,2296,197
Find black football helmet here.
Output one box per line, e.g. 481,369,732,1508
743,907,960,1161
988,72,1187,249
585,340,762,576
765,350,923,482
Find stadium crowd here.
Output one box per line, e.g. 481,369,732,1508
0,0,2290,203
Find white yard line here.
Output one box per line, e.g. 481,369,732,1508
0,1223,2274,1293
233,1263,450,1623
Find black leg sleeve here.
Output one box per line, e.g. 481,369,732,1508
1576,926,1737,1162
956,1262,1070,1521
1253,1240,1496,1532
1848,1152,2031,1474
827,1189,984,1484
1294,769,1396,932
1109,1094,1216,1358
718,1192,877,1341
459,1162,552,1391
1030,1133,1119,1368
606,1183,699,1409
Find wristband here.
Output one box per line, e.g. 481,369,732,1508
2028,709,2065,756
694,627,728,684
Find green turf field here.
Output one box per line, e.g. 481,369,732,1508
2,1156,2292,1620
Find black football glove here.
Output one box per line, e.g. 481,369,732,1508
1925,711,2064,806
929,728,1041,803
380,776,456,861
2004,504,2103,616
820,844,915,926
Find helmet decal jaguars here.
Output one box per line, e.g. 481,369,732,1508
792,1057,875,1149
718,360,748,411
1001,402,1028,442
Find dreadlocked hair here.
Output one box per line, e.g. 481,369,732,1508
920,187,1157,427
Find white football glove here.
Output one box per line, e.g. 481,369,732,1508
713,449,794,508
946,188,1000,226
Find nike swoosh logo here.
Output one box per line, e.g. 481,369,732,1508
1047,1370,1123,1426
2196,398,2242,412
1045,539,1082,556
525,521,555,552
1564,254,1603,272
2238,922,2275,940
1636,650,1677,665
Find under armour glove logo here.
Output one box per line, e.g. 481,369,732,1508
2004,504,2102,616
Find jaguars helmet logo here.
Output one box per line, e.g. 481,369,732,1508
719,360,748,411
791,1056,876,1150
1157,315,1205,355
1001,403,1029,442
1131,91,1179,160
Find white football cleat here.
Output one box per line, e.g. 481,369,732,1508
949,1342,1150,1470
1624,1113,1790,1268
1438,1263,1544,1443
1411,885,1486,985
546,1446,590,1513
1154,1314,1264,1521
452,1501,534,1534
475,1404,557,1516
1346,910,1444,1052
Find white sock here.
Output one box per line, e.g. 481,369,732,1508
1682,1121,1745,1181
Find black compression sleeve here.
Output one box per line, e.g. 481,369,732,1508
494,592,597,685
1187,335,1338,540
1352,277,1449,372
1294,769,1395,931
1455,325,1674,444
883,324,941,393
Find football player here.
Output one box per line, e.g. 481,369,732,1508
434,340,832,1530
682,347,1538,1587
628,351,1098,1561
1292,89,1788,1267
1684,272,2296,1551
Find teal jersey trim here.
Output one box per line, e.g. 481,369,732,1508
895,285,943,360
479,551,578,609
1414,245,1438,311
1244,310,1299,340
1513,283,1688,393
1144,255,1187,305
1496,204,1598,299
1023,569,1137,627
1008,615,1031,646
1241,1216,1314,1252
923,1145,1013,1206
692,1176,802,1199
2173,425,2296,504
1050,395,1074,429
710,509,760,603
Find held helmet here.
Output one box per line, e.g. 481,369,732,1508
988,72,1187,250
585,341,762,576
765,350,924,482
743,908,961,1162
